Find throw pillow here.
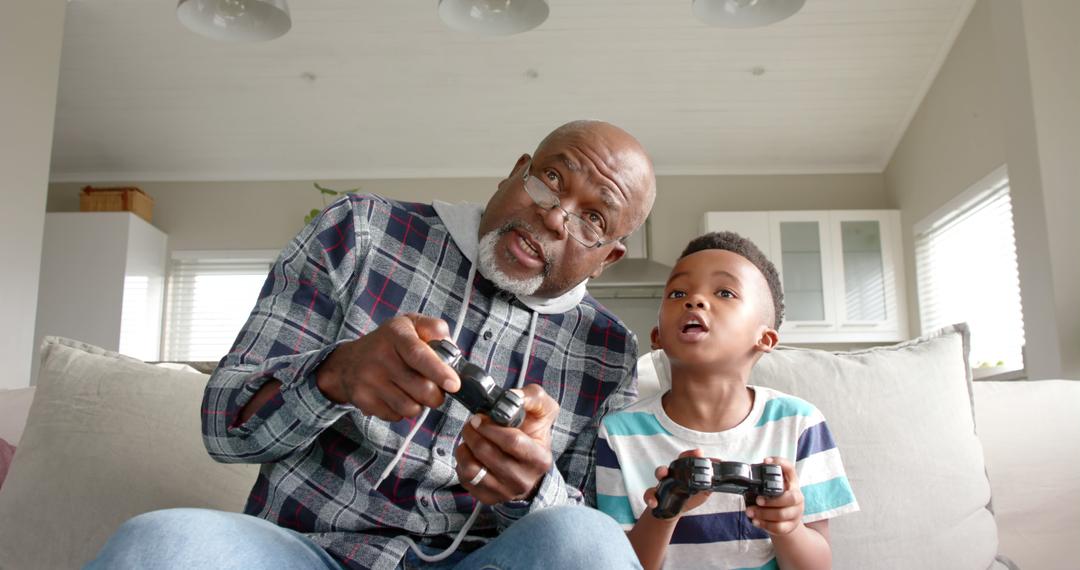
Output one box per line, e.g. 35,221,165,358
636,324,1009,569
0,337,259,569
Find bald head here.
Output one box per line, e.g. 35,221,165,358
535,120,656,231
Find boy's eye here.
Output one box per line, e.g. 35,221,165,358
717,289,735,299
667,290,685,299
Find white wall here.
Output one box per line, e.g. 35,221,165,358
1,0,66,389
885,0,1079,379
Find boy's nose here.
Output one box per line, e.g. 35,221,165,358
684,299,706,309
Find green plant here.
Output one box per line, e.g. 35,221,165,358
305,182,360,225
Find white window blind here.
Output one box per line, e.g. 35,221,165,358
162,251,276,362
915,169,1025,372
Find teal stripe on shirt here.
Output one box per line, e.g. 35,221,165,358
603,412,672,437
597,494,636,525
736,558,779,570
802,476,856,515
754,397,815,427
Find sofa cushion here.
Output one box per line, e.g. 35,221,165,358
0,337,259,569
637,324,1009,569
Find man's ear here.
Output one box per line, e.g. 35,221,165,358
754,326,779,354
650,326,662,350
589,241,627,279
496,154,532,194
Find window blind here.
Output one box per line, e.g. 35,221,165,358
915,177,1025,371
162,253,275,362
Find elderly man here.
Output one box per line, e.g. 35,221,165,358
88,120,656,570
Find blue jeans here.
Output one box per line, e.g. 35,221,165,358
85,505,641,569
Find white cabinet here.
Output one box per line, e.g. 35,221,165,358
33,213,168,377
702,210,907,343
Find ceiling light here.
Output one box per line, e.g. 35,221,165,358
692,0,805,28
438,0,549,35
177,0,291,42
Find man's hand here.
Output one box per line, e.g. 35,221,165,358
642,448,712,519
315,314,460,421
455,384,560,505
746,456,804,535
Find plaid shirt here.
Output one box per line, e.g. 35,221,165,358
202,194,639,569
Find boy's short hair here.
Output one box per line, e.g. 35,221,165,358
679,231,785,329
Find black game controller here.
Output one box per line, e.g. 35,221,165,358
652,457,785,519
428,339,525,428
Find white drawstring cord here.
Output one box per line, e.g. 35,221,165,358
400,311,539,562
374,264,477,490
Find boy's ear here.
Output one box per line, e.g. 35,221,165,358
649,326,662,350
754,326,779,354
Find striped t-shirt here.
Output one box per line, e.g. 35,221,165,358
595,386,859,570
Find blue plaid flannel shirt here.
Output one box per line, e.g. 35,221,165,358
202,194,639,569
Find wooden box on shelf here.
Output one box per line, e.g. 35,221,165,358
79,186,154,223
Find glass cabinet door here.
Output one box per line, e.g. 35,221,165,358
839,220,887,322
771,213,834,327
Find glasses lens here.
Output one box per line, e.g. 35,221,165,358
565,214,601,245
523,176,558,209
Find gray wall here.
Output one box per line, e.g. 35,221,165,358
49,173,890,262
885,0,1079,379
2,0,66,389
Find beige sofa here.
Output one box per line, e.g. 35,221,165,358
0,331,1077,569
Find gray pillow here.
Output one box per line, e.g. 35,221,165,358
0,337,258,569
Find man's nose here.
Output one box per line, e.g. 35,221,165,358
537,204,569,239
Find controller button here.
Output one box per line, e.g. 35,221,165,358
435,447,446,457
421,497,431,508
483,330,493,340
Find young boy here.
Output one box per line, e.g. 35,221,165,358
595,232,858,570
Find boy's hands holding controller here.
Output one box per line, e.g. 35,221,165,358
643,448,713,518
745,456,804,535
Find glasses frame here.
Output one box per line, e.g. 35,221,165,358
520,160,625,249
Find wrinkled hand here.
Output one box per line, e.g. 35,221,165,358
455,384,560,505
746,457,804,536
315,314,459,421
643,448,712,519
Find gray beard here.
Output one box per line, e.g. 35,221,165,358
477,226,546,297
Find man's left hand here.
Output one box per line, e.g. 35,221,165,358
455,384,560,505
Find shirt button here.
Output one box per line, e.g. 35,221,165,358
421,497,431,508
482,330,493,341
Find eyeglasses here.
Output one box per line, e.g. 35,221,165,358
520,161,622,249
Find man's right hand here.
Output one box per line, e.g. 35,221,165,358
315,314,460,421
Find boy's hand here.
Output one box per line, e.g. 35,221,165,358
643,449,712,519
746,456,804,535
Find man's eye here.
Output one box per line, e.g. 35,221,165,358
544,170,561,189
585,212,605,231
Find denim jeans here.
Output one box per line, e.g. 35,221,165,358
85,505,642,569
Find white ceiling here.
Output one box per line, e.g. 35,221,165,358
50,0,976,182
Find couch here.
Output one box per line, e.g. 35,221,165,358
0,330,1077,569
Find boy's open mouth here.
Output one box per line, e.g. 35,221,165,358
679,315,710,334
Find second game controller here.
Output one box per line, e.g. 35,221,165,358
652,457,785,519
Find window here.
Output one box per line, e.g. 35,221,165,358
914,166,1025,374
162,251,277,362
